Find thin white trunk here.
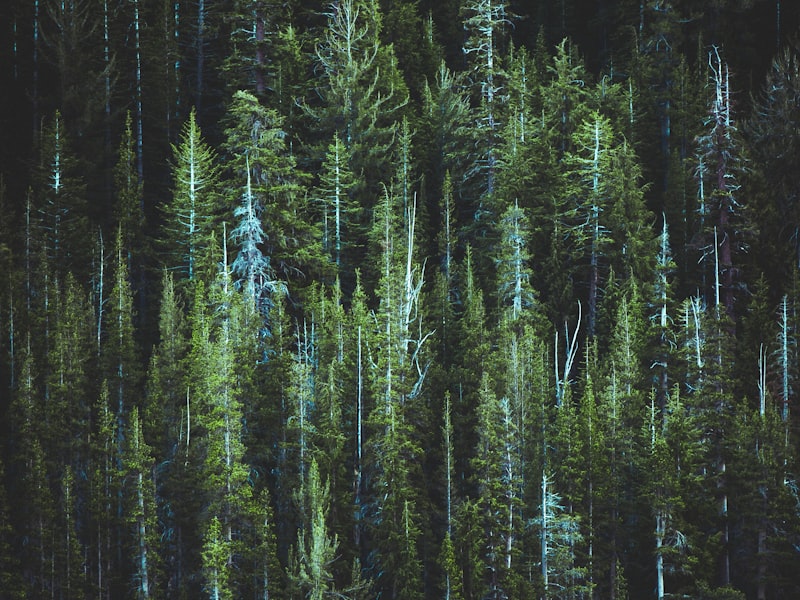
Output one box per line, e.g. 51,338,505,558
779,296,790,423
354,324,363,548
196,0,205,111
334,141,342,267
97,229,105,356
541,473,548,598
133,0,144,184
555,302,581,405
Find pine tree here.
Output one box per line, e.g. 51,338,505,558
87,381,123,599
364,187,427,600
694,47,747,320
495,199,536,321
202,515,232,600
222,0,282,99
45,273,92,465
144,269,188,456
746,43,800,282
418,62,471,218
57,465,86,598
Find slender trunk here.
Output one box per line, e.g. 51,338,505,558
655,510,665,600
8,289,14,389
354,325,363,550
103,0,112,201
541,473,548,598
33,0,40,136
255,9,266,96
97,229,105,356
137,471,150,598
196,0,205,113
335,143,342,268
133,0,144,186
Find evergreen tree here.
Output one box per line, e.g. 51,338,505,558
289,458,339,599
315,132,356,271
364,187,427,600
102,228,141,429
32,110,89,277
418,62,471,224
123,406,159,599
0,457,24,599
469,372,522,599
309,0,408,230
694,48,748,320
461,0,510,212
45,273,92,465
746,42,800,285
224,90,321,295
162,107,221,281
87,381,124,599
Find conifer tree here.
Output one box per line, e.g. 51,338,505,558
222,0,283,99
364,187,427,600
57,465,85,599
0,457,24,599
470,372,522,599
145,270,188,455
310,0,408,214
10,341,57,596
123,406,159,599
495,199,536,320
196,272,251,596
162,107,220,281
103,228,141,428
45,273,92,465
88,381,123,599
418,62,471,213
747,43,800,279
202,515,232,600
289,458,339,599
695,47,747,320
315,132,356,271
33,110,89,277
224,90,321,294
461,0,509,209
115,111,144,246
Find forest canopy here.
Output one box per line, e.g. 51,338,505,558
1,1,800,598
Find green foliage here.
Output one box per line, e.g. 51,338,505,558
162,108,221,282
5,4,800,599
289,458,339,600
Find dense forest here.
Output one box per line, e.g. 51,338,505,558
2,0,800,598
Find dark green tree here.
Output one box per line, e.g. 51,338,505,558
123,406,160,599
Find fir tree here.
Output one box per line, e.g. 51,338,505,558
162,107,221,282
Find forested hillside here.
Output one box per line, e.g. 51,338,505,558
2,0,800,598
